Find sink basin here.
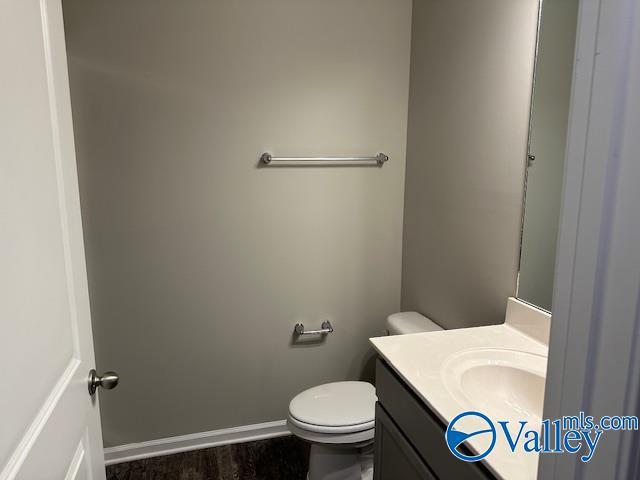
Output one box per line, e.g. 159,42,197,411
441,348,547,422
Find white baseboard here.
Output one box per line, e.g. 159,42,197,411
103,420,290,466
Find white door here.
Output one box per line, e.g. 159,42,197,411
1,1,108,479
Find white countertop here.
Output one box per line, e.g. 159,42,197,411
370,299,550,480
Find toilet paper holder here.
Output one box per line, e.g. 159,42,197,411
294,321,334,336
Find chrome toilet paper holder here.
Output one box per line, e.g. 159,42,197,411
294,321,334,336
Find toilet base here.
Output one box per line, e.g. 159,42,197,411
307,443,374,480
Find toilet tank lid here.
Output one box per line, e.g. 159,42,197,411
386,311,442,335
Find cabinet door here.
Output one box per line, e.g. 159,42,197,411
374,404,436,480
376,359,494,479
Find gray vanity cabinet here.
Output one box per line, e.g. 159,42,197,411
375,404,436,480
374,359,495,480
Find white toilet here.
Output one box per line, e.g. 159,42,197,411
287,312,442,480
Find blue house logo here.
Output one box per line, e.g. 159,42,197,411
445,411,497,462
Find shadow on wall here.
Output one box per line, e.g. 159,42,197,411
358,349,378,385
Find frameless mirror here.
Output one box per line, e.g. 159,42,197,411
517,0,580,311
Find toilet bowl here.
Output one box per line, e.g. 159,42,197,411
287,312,442,480
288,381,376,480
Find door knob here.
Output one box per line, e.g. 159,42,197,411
527,154,536,167
88,369,119,395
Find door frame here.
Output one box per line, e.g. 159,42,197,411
540,0,640,477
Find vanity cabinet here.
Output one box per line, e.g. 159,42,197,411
374,359,495,480
375,404,436,480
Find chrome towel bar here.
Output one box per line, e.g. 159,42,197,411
260,152,389,166
294,321,334,336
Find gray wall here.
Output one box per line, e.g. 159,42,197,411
401,0,540,329
63,0,411,447
518,0,579,311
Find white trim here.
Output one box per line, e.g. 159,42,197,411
0,359,80,480
40,0,82,359
64,442,85,480
540,0,640,477
103,420,290,466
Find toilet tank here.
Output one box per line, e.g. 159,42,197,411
386,312,442,335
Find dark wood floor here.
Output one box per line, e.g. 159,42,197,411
106,435,310,480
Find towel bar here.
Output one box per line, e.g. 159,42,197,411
261,152,388,166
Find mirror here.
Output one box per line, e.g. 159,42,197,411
517,0,580,311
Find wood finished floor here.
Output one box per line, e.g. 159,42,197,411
106,435,310,480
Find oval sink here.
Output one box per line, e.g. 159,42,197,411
441,348,547,422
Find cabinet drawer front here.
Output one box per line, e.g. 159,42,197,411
375,359,494,480
375,404,436,480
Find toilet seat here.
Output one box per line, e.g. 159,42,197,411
288,414,374,434
287,419,375,445
287,381,377,444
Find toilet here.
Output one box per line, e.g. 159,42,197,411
287,312,442,480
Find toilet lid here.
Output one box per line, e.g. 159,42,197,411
289,381,377,428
